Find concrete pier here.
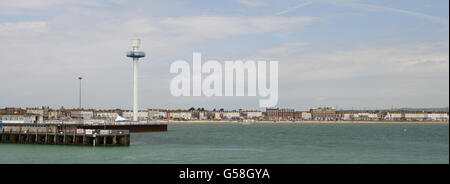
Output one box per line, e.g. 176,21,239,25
0,128,130,146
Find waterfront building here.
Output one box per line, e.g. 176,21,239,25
191,109,207,120
148,109,160,119
0,107,26,115
206,111,216,120
266,108,279,120
70,109,95,120
266,108,296,121
214,112,222,120
242,110,263,120
404,112,427,121
294,111,301,120
222,111,241,120
123,110,148,121
157,110,168,119
180,111,192,120
384,111,403,121
342,111,379,121
25,108,43,123
310,107,336,121
48,109,64,120
168,110,192,120
359,112,378,120
26,108,44,116
205,110,240,120
300,112,312,120
279,108,295,120
0,114,38,124
95,109,121,120
342,112,353,120
49,106,69,120
335,111,344,120
427,112,449,121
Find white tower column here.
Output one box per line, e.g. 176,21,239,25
133,58,139,121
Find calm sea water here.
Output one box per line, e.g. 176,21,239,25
0,123,448,164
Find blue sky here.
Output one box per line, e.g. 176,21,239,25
0,0,448,110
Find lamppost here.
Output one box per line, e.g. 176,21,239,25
78,77,82,109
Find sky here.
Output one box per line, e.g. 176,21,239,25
0,0,448,111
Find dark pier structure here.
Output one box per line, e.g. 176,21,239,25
0,124,130,146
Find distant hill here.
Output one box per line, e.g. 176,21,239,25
338,107,449,112
391,107,449,112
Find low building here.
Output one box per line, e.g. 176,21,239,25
222,111,240,120
168,110,192,120
158,110,168,119
242,110,263,120
384,111,403,121
191,109,207,120
342,112,379,121
148,109,158,119
123,110,148,121
95,109,121,120
405,112,427,121
427,112,449,121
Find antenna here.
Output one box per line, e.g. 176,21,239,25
126,39,146,121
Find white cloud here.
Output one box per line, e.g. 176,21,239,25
0,0,447,109
0,21,48,34
159,16,316,41
258,41,449,80
256,42,309,57
250,41,449,108
276,1,313,15
274,0,448,25
342,2,449,25
235,0,266,7
0,14,317,108
0,0,70,8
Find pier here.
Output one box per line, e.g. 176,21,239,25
0,125,130,146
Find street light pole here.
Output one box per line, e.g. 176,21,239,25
78,77,82,109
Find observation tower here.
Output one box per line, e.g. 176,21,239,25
126,39,146,121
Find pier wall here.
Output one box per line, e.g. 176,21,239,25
0,125,130,146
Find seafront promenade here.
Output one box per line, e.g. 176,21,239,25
159,120,449,124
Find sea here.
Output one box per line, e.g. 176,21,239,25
0,123,448,164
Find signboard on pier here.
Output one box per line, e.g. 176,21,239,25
76,129,84,134
100,130,110,135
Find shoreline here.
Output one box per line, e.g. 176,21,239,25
156,120,449,125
